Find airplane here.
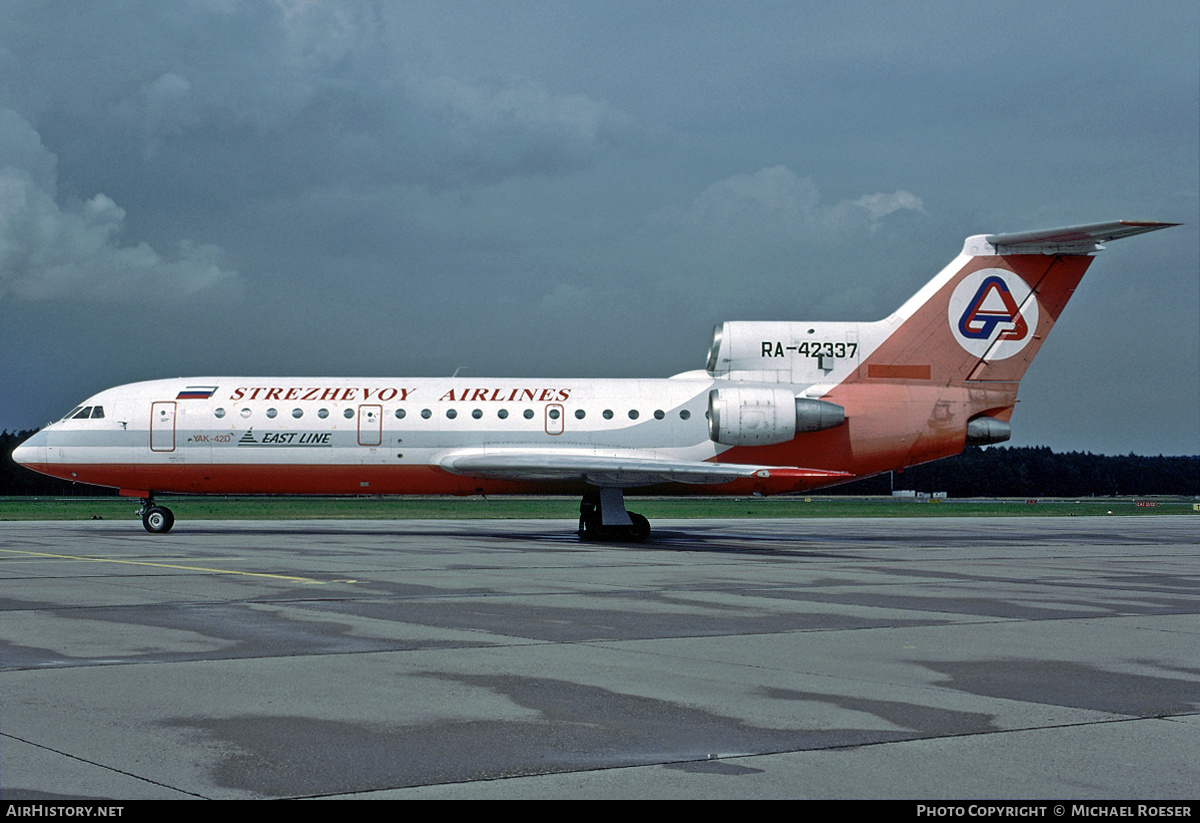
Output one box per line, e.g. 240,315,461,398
12,220,1177,540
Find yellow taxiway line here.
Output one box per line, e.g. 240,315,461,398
0,547,327,584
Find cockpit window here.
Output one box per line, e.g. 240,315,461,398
63,405,106,420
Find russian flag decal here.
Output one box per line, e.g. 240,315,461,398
176,386,218,400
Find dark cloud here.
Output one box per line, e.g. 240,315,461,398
0,108,238,302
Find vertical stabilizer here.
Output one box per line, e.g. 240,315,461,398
817,221,1177,470
853,221,1178,390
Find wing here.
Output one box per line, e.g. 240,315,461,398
437,448,850,488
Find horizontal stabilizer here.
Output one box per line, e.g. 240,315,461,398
981,220,1179,255
439,449,849,488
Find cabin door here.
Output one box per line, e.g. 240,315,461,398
545,403,564,436
150,401,177,452
358,404,382,446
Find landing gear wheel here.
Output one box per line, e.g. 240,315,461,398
579,496,600,540
627,512,651,542
142,506,174,534
579,510,603,541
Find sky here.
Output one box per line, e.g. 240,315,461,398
1,0,1196,455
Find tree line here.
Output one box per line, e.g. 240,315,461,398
827,445,1199,498
2,428,1197,498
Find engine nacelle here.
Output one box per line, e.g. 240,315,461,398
707,320,864,383
794,396,847,432
709,388,845,446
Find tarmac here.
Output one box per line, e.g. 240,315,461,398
0,515,1197,800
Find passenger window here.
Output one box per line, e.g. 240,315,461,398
91,406,105,419
343,409,354,419
472,409,482,419
680,409,691,420
628,410,639,420
575,409,585,419
240,408,251,418
523,409,534,419
654,410,665,420
214,408,226,419
395,409,406,419
498,409,509,419
602,409,613,420
446,409,458,419
292,408,303,419
318,408,329,419
421,409,431,419
548,408,560,420
267,408,278,418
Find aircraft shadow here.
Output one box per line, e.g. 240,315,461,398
167,523,856,559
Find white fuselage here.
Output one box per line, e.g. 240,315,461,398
16,373,800,496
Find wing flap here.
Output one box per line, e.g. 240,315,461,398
438,449,849,488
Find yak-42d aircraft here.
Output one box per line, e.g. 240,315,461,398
14,220,1177,540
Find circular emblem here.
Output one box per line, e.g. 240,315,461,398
947,268,1038,360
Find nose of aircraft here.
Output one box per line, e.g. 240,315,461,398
12,429,48,468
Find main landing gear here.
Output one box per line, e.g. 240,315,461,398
138,496,175,534
578,487,651,543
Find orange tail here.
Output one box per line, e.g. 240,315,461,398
832,221,1178,469
706,221,1176,478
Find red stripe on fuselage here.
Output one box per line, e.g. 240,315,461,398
17,461,830,498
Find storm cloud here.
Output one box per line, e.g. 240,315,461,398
0,109,237,302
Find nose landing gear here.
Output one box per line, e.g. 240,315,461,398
138,496,175,533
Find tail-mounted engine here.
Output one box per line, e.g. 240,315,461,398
707,320,864,383
708,387,845,446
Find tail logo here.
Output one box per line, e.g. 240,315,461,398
959,276,1028,341
948,268,1038,360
